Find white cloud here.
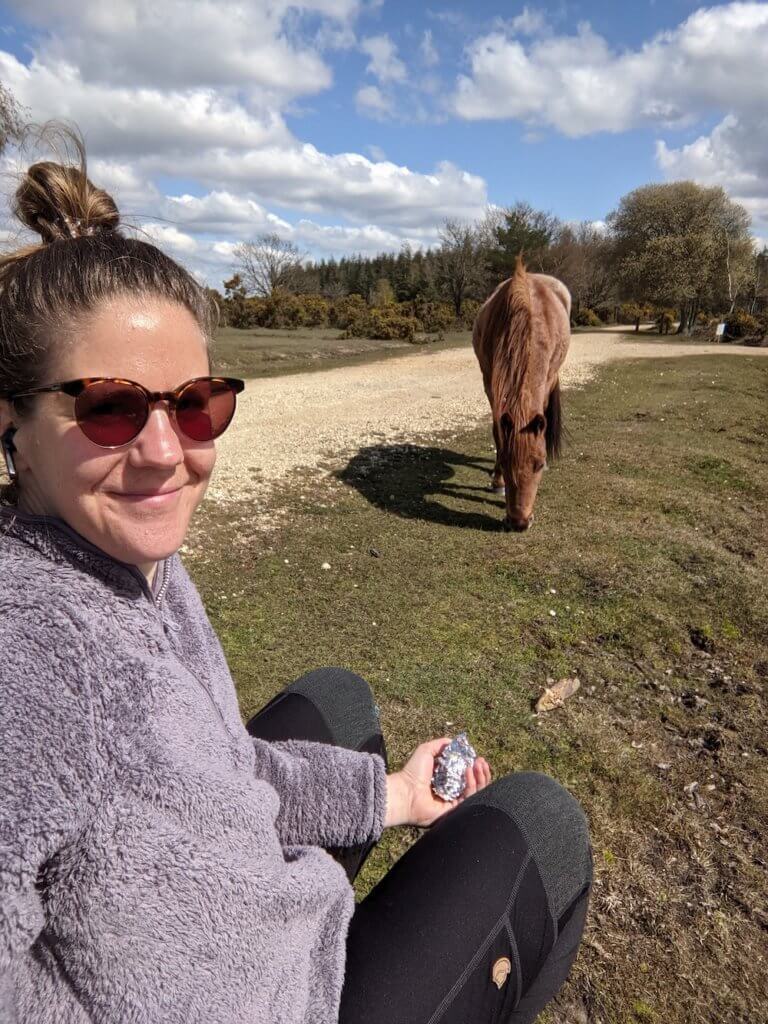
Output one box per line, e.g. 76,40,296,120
360,34,407,83
0,0,493,281
0,52,291,160
367,143,387,161
140,223,199,254
355,84,393,119
2,0,360,98
293,219,434,253
161,192,292,236
159,148,487,228
420,29,439,67
1,45,487,230
508,6,548,36
451,1,768,235
656,113,768,232
453,3,768,135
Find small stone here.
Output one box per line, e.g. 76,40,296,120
369,547,381,558
656,762,672,771
321,562,331,570
549,609,557,617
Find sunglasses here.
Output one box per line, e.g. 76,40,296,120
8,376,245,448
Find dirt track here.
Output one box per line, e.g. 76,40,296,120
207,330,767,502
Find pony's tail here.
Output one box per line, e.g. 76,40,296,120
489,255,532,429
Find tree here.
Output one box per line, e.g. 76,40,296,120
233,234,305,297
435,220,487,317
607,182,753,335
370,277,395,307
0,83,25,152
488,201,561,278
746,248,768,315
548,222,614,313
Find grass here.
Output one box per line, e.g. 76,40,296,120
186,354,768,1024
211,324,472,378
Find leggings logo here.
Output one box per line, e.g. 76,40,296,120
491,957,511,990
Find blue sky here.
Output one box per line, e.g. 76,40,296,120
1,1,766,284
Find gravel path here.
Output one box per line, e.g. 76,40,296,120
207,331,766,502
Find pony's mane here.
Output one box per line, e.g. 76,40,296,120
478,258,565,482
487,256,532,432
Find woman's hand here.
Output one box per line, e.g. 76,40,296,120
384,739,492,829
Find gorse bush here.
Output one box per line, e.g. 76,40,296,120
343,306,418,343
724,309,761,338
572,307,602,327
410,300,455,334
329,294,368,330
655,309,675,334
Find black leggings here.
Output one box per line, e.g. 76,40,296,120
246,668,593,1024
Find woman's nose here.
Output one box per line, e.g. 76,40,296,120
129,406,184,467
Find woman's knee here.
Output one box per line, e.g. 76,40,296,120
285,667,380,751
474,770,592,919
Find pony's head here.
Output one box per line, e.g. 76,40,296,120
497,383,562,532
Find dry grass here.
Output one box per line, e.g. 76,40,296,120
211,324,470,378
187,355,768,1024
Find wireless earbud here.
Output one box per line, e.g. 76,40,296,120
1,426,18,481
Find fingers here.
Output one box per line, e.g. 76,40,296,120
422,737,452,758
457,758,491,805
474,757,492,789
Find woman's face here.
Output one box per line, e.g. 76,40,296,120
8,295,215,573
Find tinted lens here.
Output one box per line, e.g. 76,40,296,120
175,379,237,441
75,381,148,446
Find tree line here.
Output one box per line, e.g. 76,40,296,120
222,184,768,342
2,92,764,342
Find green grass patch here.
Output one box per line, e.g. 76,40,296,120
210,324,472,378
187,355,768,1024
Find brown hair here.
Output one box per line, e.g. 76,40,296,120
0,125,216,501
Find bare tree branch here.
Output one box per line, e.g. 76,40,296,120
233,234,305,297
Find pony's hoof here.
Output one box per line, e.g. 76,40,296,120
490,484,506,495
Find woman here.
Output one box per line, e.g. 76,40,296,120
0,136,592,1024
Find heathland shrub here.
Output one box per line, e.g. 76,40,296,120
572,307,602,327
413,301,455,334
298,294,330,327
655,309,675,334
724,309,760,338
460,298,482,329
330,294,368,329
343,306,417,342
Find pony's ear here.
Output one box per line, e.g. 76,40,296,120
524,413,546,436
499,411,515,438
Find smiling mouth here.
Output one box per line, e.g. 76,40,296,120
110,487,184,502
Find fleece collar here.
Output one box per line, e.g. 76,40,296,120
0,504,168,602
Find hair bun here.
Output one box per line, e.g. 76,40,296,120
13,159,120,244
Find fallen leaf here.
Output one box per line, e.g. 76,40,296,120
535,677,581,713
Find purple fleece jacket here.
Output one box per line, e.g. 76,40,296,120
0,507,387,1023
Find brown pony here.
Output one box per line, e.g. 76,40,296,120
472,257,571,531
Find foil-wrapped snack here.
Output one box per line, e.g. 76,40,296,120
432,732,477,801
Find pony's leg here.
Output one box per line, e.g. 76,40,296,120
491,420,505,493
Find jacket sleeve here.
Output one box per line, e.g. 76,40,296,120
250,738,387,848
0,600,104,1020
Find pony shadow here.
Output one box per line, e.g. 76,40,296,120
336,443,506,531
